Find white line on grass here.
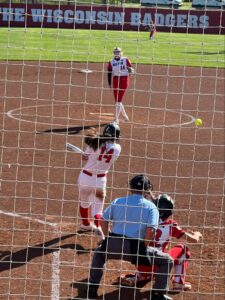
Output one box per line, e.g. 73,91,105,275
0,210,60,300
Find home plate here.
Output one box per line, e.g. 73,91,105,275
79,69,93,73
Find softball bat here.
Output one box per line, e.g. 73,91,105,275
66,143,84,154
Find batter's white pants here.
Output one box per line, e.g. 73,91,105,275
77,171,107,217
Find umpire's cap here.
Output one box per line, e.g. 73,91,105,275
129,174,153,192
103,123,120,139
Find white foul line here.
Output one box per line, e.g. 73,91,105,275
0,210,58,227
52,251,60,300
89,112,114,116
0,210,60,300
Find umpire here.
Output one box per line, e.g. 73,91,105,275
87,174,174,300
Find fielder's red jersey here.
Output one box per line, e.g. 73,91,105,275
108,57,132,77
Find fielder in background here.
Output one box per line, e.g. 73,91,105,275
146,21,156,41
87,174,174,300
77,123,121,240
107,47,134,124
120,194,203,292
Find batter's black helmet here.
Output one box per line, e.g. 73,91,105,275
103,123,120,139
129,174,153,192
154,194,175,219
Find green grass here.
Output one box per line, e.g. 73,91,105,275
0,28,224,68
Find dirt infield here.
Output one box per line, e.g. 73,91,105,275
0,61,224,300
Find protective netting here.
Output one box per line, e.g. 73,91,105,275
0,2,224,300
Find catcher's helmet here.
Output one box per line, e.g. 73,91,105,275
154,194,174,219
129,174,153,192
113,47,122,59
103,123,120,139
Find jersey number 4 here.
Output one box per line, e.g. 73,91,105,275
98,146,114,163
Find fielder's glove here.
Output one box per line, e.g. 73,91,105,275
128,67,135,74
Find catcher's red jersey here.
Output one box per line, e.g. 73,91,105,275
150,219,186,252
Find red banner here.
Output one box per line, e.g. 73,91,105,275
0,4,224,34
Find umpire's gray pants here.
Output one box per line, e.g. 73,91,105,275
89,235,173,291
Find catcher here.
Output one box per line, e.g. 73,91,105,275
120,194,203,292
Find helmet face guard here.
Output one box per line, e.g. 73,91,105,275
103,123,120,139
154,194,174,219
113,47,122,59
129,174,153,192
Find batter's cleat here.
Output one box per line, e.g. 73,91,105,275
79,223,97,232
172,282,192,292
94,226,105,242
151,290,173,300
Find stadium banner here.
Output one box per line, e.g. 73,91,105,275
0,4,224,34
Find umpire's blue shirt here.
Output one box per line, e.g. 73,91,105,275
102,194,159,239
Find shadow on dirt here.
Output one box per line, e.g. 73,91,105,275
70,278,154,300
0,234,92,272
38,123,108,135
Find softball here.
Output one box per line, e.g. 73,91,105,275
195,118,202,127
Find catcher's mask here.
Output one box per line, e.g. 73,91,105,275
103,123,120,139
113,47,122,59
129,174,153,192
154,194,175,219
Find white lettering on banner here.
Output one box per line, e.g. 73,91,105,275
75,10,84,24
0,7,25,22
155,14,165,25
47,9,53,23
53,9,63,23
2,8,12,21
31,9,45,22
142,13,153,25
97,11,107,24
177,14,187,27
130,12,209,29
64,10,74,24
131,12,140,25
15,8,25,22
85,11,96,24
114,12,124,25
165,14,176,26
0,6,211,29
199,15,209,28
108,11,114,24
188,15,197,28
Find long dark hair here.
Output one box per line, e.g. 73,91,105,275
84,128,107,151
